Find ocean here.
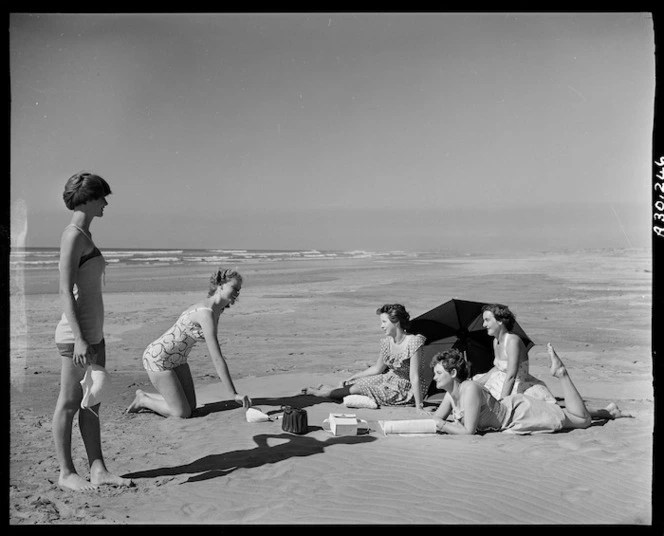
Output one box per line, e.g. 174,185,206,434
10,247,421,269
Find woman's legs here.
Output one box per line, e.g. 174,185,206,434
127,365,195,418
304,384,352,399
52,347,132,490
82,346,132,487
587,402,627,420
303,381,368,400
174,364,196,411
547,343,592,429
52,356,97,491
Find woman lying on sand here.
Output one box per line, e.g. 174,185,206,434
303,304,429,411
127,268,251,418
431,346,625,435
53,172,133,491
472,304,556,402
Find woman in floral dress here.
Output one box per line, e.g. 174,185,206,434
303,304,427,410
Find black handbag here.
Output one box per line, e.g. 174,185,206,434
281,405,308,435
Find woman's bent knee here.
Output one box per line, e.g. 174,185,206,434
564,411,591,429
170,402,192,418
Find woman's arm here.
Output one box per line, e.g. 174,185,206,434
197,310,251,407
58,229,90,368
432,394,453,422
499,335,522,400
409,346,424,409
345,346,388,383
439,383,482,435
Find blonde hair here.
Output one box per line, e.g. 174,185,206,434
208,268,243,297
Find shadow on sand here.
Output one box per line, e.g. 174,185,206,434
123,432,377,483
194,393,338,417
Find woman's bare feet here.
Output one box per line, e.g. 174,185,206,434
547,343,567,378
604,402,634,419
126,389,147,413
302,385,333,397
58,472,98,492
90,467,134,488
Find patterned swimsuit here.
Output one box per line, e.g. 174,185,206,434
349,334,427,406
142,307,211,372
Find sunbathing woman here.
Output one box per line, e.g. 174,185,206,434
127,268,251,418
431,346,625,435
473,304,556,402
304,304,428,411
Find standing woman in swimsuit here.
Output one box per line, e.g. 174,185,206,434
53,171,132,491
127,268,251,418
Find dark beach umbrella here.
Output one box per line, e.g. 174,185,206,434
409,298,535,397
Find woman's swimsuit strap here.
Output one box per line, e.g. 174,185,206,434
67,224,94,242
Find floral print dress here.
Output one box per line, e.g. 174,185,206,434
349,334,427,406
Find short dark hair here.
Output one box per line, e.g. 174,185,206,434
376,303,411,330
430,348,470,382
63,172,112,210
482,303,516,331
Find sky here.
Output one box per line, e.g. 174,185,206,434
9,12,656,253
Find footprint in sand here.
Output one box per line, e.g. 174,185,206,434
179,503,215,520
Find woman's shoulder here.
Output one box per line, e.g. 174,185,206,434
406,333,426,348
505,333,527,350
60,225,87,246
461,380,484,396
182,304,214,317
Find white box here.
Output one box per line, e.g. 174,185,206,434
326,413,359,436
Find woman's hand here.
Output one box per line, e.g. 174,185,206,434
416,405,434,415
234,393,252,409
73,338,93,368
432,417,447,433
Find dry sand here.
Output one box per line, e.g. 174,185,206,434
9,249,654,524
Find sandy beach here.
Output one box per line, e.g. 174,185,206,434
9,249,654,525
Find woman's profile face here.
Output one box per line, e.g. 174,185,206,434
379,313,398,336
81,196,108,218
219,278,242,305
482,311,500,337
433,363,453,390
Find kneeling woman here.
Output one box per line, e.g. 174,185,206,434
127,269,251,418
431,346,623,435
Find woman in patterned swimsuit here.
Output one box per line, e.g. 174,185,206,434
304,304,428,411
53,171,132,492
127,269,251,418
431,346,625,435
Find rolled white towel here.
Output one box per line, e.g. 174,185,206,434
343,394,378,409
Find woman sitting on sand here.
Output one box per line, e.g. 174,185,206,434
431,346,624,435
472,304,556,402
127,268,251,418
53,171,133,491
304,304,428,410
